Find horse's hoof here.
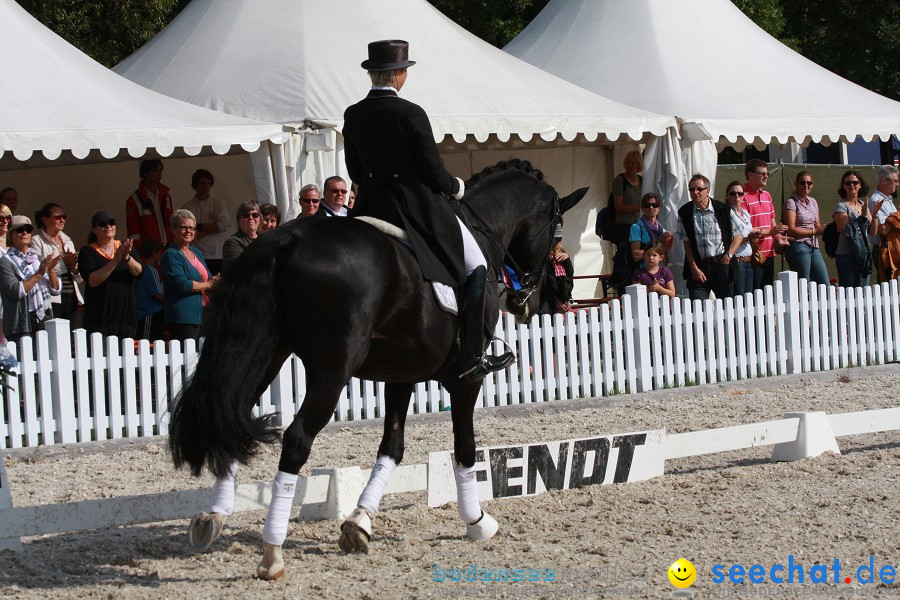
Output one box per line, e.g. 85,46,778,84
339,507,372,554
256,542,285,581
188,512,226,550
466,511,499,541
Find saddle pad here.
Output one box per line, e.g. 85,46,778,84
355,216,457,315
432,282,458,315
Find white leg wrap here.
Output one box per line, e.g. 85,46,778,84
209,461,239,516
454,464,483,525
357,456,397,514
262,471,299,546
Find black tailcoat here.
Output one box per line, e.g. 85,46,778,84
343,89,465,286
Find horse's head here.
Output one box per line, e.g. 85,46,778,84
462,160,588,325
503,184,587,323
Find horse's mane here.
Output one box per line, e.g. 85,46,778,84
465,159,545,189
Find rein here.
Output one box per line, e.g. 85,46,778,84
460,192,561,308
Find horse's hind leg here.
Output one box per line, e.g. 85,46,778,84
257,373,347,580
339,382,414,553
188,461,238,550
443,380,499,541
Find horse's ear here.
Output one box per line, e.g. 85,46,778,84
559,187,589,214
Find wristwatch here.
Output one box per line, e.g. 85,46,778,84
724,252,732,259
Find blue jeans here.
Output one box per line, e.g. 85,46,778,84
835,254,869,288
784,241,830,285
732,260,754,297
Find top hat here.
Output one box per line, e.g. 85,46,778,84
361,40,416,71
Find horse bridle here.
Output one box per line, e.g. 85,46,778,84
462,193,561,309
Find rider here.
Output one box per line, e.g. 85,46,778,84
342,40,513,382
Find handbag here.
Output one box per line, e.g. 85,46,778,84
749,238,766,265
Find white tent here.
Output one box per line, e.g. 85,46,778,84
504,0,900,150
114,0,677,296
0,0,287,163
505,0,900,288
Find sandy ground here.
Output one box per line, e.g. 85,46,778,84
2,364,900,599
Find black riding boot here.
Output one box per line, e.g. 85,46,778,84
459,265,515,383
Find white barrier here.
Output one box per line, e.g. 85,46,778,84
3,406,898,551
4,272,900,449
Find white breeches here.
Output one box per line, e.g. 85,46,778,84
457,216,487,275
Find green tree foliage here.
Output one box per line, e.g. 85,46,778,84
427,0,545,48
781,0,900,101
17,0,189,67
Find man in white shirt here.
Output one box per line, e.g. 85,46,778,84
868,164,899,282
181,169,232,275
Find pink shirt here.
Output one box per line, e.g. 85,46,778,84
743,185,776,258
186,253,209,307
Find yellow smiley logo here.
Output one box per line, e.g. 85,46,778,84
667,558,697,588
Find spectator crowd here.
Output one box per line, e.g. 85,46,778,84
0,159,355,346
1,156,897,340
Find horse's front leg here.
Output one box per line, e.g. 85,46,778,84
445,380,499,541
257,376,343,581
339,382,414,553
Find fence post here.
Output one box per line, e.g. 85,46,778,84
45,319,76,444
625,284,653,392
777,271,802,374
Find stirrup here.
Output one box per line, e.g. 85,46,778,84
460,338,517,383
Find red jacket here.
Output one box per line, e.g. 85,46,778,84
126,181,173,243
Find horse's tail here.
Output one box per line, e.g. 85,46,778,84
168,236,287,478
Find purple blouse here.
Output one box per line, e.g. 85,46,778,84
783,193,820,248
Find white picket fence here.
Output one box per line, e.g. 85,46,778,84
2,271,899,450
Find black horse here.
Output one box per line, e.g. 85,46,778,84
168,160,586,579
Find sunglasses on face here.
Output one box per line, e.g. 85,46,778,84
300,198,320,203
48,214,67,220
241,211,261,219
0,215,11,223
327,188,348,195
797,181,813,186
642,203,661,209
727,191,745,197
95,220,116,228
14,225,34,234
843,180,861,187
178,225,195,232
689,187,708,193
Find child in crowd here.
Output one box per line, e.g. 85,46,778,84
631,243,675,298
135,239,165,341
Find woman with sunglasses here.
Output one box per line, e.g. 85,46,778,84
222,200,260,276
31,203,83,321
0,216,62,344
628,193,673,263
783,172,829,286
298,185,322,219
724,181,755,297
78,211,142,338
609,193,674,295
832,171,883,287
161,209,220,344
